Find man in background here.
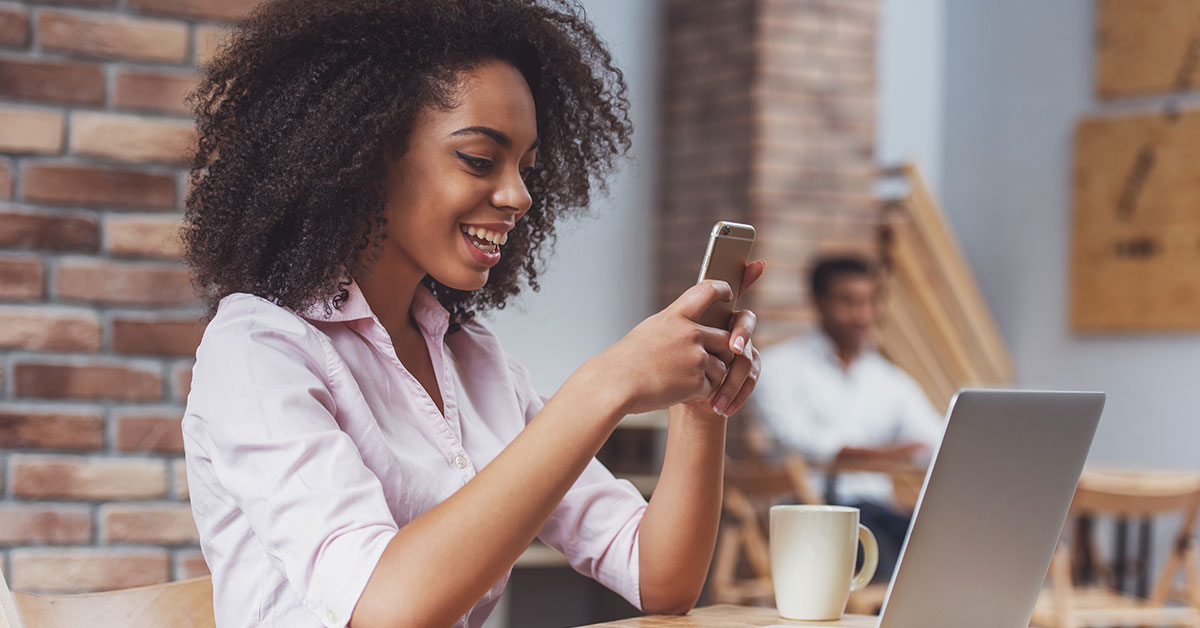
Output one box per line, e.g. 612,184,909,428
752,255,945,581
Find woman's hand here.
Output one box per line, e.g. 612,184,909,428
595,280,737,416
595,260,766,417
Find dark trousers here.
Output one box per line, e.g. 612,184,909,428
850,501,912,583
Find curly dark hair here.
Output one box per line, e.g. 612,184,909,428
183,0,632,329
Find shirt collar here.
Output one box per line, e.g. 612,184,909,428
409,282,451,338
298,280,451,339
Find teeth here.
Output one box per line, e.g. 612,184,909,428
461,225,508,247
469,239,497,253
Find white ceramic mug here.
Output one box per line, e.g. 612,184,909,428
769,505,879,621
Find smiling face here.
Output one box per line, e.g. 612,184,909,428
379,59,539,292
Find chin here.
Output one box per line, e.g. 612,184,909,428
432,269,489,292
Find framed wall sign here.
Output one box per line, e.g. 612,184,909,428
1071,109,1200,331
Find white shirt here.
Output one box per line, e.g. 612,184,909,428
183,283,646,628
751,331,945,505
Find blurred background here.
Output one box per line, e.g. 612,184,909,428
1,0,1198,626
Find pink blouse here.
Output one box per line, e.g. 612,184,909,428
182,281,647,628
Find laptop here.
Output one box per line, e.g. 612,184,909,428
763,389,1105,628
865,389,1105,628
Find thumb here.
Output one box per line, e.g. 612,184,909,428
738,260,766,298
669,280,733,322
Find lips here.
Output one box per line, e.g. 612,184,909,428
460,227,502,267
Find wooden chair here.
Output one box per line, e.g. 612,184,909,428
1032,469,1200,628
0,565,214,628
709,455,889,614
820,456,928,512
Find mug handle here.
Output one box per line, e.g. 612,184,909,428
850,523,879,592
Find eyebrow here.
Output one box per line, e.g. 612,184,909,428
449,126,540,152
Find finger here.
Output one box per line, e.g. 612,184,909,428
737,260,766,298
703,352,728,389
725,344,762,417
694,325,735,363
724,373,758,418
727,308,758,355
711,351,753,416
668,280,733,322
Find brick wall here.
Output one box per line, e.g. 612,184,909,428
660,0,879,345
0,0,251,593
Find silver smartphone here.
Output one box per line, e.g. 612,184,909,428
696,221,756,329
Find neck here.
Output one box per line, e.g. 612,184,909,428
834,344,859,370
357,247,426,339
820,324,861,371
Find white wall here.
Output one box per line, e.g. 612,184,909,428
877,0,945,194
483,0,660,396
941,0,1200,470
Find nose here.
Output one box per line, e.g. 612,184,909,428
491,169,532,216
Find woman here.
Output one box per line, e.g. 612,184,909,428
181,1,765,626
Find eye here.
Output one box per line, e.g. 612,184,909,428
456,151,494,173
520,166,536,180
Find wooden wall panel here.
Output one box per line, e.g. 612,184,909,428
1096,0,1200,99
1071,109,1200,330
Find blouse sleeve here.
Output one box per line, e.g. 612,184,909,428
182,296,398,628
506,353,649,611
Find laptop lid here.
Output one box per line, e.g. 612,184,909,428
876,389,1104,628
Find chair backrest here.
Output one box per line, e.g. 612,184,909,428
0,564,214,628
1071,469,1200,519
724,455,822,508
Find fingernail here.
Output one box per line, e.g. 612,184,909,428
732,336,746,355
713,395,730,416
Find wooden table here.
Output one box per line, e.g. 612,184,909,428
575,605,876,627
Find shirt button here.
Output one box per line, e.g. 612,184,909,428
453,454,468,469
325,609,338,624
